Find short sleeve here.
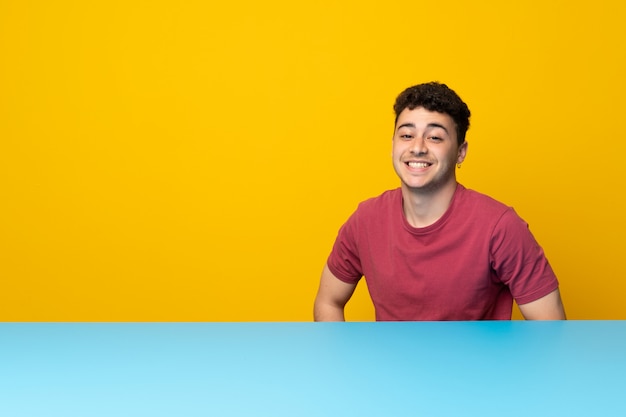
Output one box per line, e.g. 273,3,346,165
490,209,559,305
326,211,364,284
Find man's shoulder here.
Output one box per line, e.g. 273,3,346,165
357,188,402,212
456,184,512,213
455,185,529,232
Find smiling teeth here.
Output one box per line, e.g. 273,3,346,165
408,162,430,168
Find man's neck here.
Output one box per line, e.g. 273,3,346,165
401,181,458,228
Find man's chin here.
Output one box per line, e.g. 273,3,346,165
400,178,456,195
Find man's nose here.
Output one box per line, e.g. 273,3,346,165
410,137,428,155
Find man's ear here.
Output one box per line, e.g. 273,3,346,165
457,141,468,164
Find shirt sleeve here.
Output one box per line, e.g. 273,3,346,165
490,208,559,305
326,211,364,285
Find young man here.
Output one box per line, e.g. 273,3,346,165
314,82,566,321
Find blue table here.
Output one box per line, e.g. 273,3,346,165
1,321,624,416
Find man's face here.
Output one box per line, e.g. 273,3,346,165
392,107,467,193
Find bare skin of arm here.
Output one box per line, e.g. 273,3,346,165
313,264,357,321
314,265,566,321
518,288,566,320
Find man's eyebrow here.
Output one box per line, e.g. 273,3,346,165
426,123,449,133
396,122,449,133
397,122,416,130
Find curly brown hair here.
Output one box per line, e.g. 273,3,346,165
393,82,471,146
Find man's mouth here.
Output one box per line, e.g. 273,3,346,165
407,162,432,168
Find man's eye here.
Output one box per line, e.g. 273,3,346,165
400,134,413,140
428,136,442,142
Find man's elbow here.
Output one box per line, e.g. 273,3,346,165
314,298,346,322
519,288,566,320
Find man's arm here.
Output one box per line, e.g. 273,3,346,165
518,288,566,320
314,264,358,321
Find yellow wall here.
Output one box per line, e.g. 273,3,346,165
1,0,625,321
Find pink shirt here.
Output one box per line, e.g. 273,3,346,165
327,184,559,320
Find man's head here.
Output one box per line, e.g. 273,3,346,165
393,82,471,146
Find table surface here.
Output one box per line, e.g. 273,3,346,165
1,321,625,417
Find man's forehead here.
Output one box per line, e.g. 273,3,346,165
396,107,456,128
